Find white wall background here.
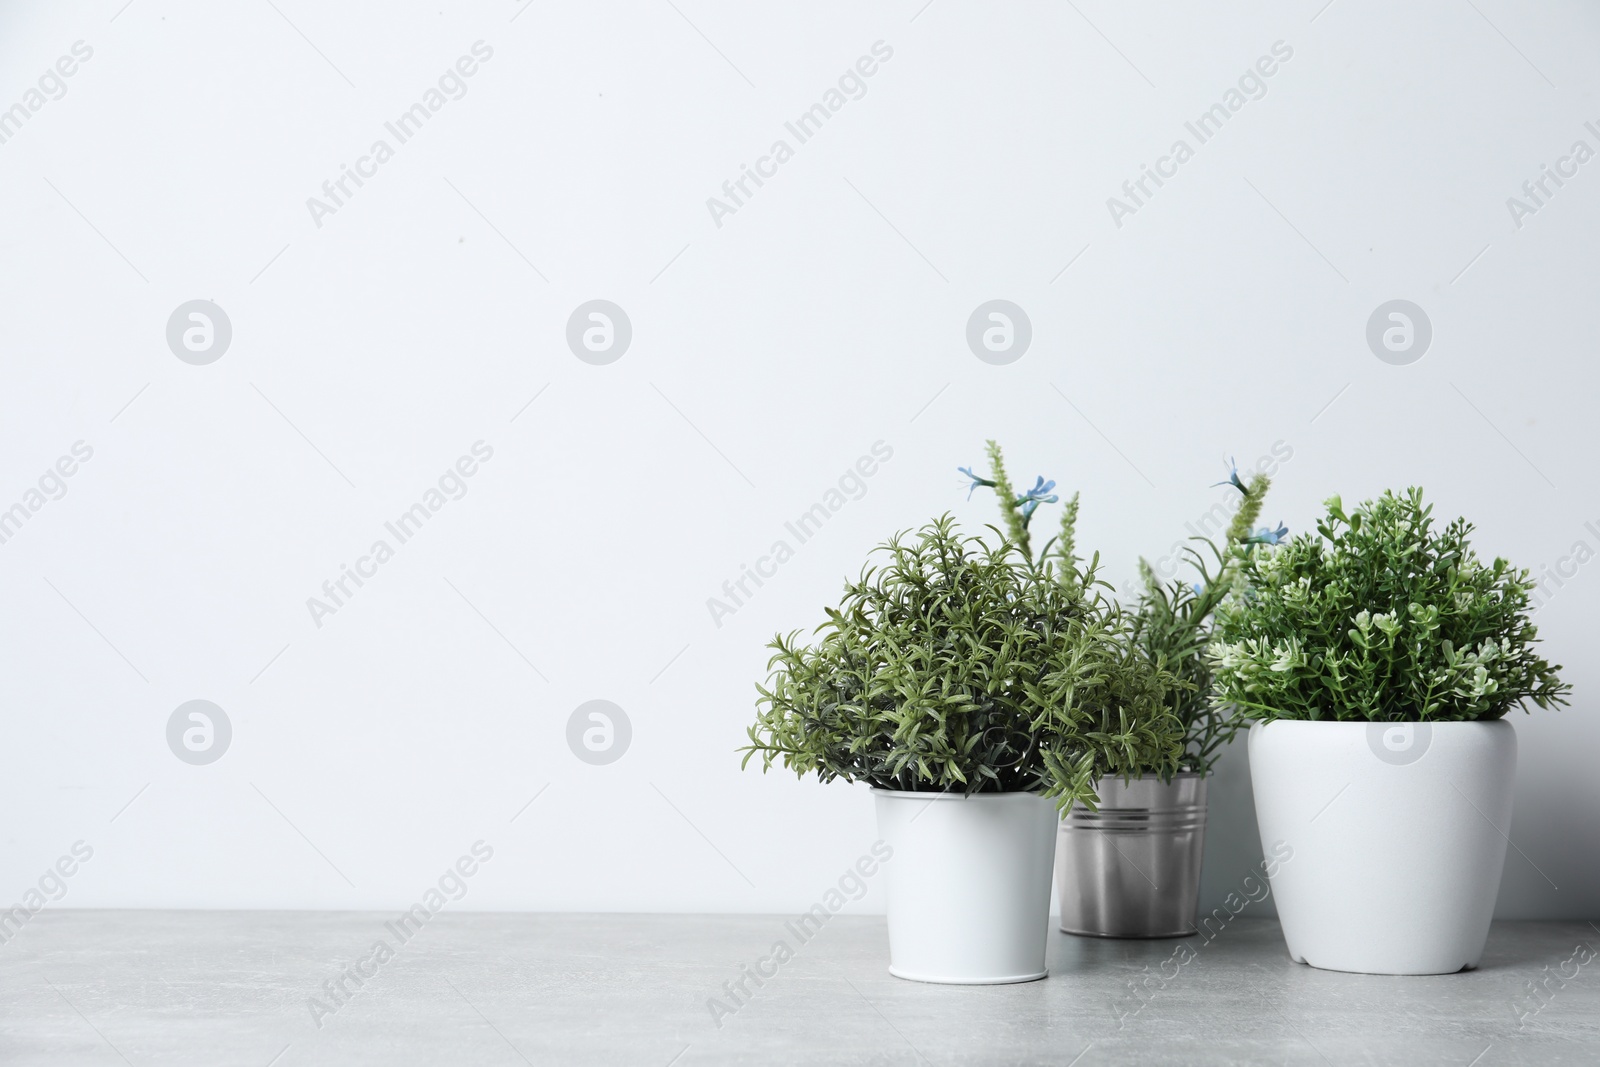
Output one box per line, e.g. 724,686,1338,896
1,0,1597,920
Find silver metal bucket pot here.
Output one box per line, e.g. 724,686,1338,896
1056,772,1207,938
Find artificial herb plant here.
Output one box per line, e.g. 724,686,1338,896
741,490,1181,813
1209,487,1570,722
957,439,1081,583
963,443,1285,776
1127,461,1285,774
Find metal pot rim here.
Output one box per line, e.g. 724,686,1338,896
1098,770,1207,782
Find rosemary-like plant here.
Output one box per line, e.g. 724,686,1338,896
1130,462,1283,774
741,515,1181,812
958,439,1081,590
1210,488,1571,722
962,444,1286,776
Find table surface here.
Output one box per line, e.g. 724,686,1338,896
1,912,1596,1065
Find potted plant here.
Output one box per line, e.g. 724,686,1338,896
742,500,1179,984
1210,488,1570,974
964,447,1284,939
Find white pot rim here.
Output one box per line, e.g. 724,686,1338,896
869,787,1044,801
1250,718,1514,729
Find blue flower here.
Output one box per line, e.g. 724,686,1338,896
1016,476,1058,521
1212,458,1247,494
1018,476,1058,504
958,466,996,500
1192,582,1204,598
1248,523,1289,545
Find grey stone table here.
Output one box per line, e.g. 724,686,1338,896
1,912,1596,1065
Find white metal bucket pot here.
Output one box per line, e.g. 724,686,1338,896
1056,773,1208,938
1249,719,1517,975
872,789,1059,984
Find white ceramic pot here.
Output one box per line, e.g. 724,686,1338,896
1249,719,1517,975
872,789,1058,984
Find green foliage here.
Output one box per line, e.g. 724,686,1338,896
1209,487,1571,722
984,439,1030,555
961,440,1081,591
1131,467,1277,775
742,515,1182,812
1056,491,1081,579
